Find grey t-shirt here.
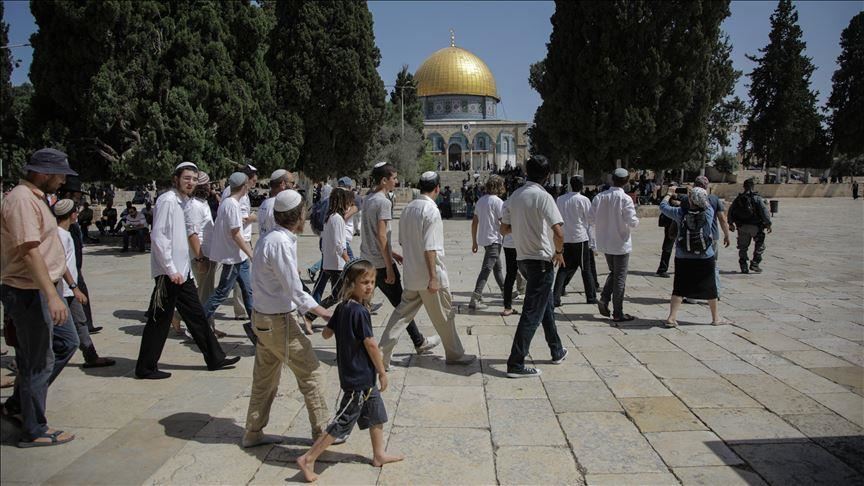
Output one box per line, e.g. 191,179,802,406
360,190,392,269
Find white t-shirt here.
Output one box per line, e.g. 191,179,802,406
222,186,252,242
258,196,276,239
122,212,147,229
501,181,564,261
360,191,392,269
58,227,77,297
502,199,515,249
556,192,592,243
322,213,347,271
184,197,214,258
474,194,504,247
398,195,449,291
208,196,247,264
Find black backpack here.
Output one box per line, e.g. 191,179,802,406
731,192,758,224
678,208,713,255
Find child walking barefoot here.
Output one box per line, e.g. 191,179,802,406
296,260,403,482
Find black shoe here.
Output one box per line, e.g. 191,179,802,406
586,299,598,305
553,301,562,308
740,263,749,274
87,326,103,334
370,302,383,314
597,300,611,317
243,322,257,345
136,370,171,380
749,264,762,273
656,271,670,278
210,356,241,371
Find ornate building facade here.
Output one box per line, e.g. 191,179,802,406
414,36,529,171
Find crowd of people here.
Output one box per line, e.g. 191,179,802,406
1,147,783,480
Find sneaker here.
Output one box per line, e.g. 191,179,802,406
551,348,569,364
369,302,383,314
416,335,441,354
682,297,698,304
332,434,349,445
597,300,611,317
468,301,488,311
512,292,522,301
507,367,542,379
445,354,477,365
739,263,749,274
749,264,763,273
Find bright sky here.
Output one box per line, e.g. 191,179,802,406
4,0,862,123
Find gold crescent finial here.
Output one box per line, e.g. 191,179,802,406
449,28,455,47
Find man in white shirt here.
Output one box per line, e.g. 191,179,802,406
361,162,439,355
588,168,640,323
135,162,240,379
500,155,568,378
469,175,506,310
203,172,255,324
552,176,597,307
120,206,148,252
378,171,475,369
257,169,295,239
243,190,334,448
221,164,258,319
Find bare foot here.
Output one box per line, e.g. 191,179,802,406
372,453,405,467
296,454,318,482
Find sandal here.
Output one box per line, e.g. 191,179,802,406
499,309,519,317
18,430,75,448
664,320,679,328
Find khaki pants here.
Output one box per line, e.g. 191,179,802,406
379,287,465,368
245,311,329,439
173,259,218,327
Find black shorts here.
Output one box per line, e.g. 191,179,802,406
326,386,387,438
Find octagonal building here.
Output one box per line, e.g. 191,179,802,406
414,36,529,172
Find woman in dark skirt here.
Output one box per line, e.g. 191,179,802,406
659,186,731,327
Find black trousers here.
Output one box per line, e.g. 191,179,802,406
135,275,226,376
375,266,425,348
553,241,597,304
657,222,677,273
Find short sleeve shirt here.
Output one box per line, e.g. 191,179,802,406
327,300,376,391
398,196,449,291
360,191,392,269
0,180,67,289
208,197,247,264
501,182,564,261
475,194,504,246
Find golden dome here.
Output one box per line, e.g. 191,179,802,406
415,46,499,100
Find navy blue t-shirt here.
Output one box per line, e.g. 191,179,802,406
327,300,376,391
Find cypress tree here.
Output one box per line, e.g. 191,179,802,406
827,12,864,159
740,0,822,170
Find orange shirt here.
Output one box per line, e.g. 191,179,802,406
1,180,67,289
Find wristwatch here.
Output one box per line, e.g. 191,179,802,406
68,282,77,290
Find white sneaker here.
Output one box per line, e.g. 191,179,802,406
416,335,441,354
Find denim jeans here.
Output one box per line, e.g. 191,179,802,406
472,243,504,298
507,260,564,371
553,241,597,304
308,242,353,274
203,259,253,321
312,270,340,303
601,253,630,319
1,283,78,440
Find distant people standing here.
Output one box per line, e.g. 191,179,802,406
552,176,597,307
728,178,772,274
853,180,859,200
589,168,640,324
469,175,506,310
501,155,568,378
656,182,681,278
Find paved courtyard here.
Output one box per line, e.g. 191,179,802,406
2,197,863,485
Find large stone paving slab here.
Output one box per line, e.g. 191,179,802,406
495,446,582,485
378,427,496,485
559,412,668,475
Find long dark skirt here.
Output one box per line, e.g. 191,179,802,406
672,257,717,300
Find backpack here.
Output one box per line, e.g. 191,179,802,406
310,198,329,235
731,192,758,224
678,208,713,255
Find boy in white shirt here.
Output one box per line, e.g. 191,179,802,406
469,175,506,310
553,176,597,307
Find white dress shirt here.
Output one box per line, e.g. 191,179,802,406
322,213,347,271
502,199,515,249
208,196,247,264
258,196,276,239
150,189,192,280
184,197,214,258
398,195,449,291
252,226,319,314
501,181,564,261
222,186,252,242
474,194,504,246
588,187,640,255
58,227,77,297
556,192,592,243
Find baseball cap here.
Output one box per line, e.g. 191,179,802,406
53,199,76,217
274,189,303,211
613,168,628,178
228,172,248,189
23,148,78,176
337,176,354,188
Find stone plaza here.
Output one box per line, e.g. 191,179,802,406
1,197,862,485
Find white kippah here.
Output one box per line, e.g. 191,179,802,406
53,199,75,216
274,189,302,212
613,168,628,178
374,161,388,168
420,171,437,181
175,161,198,172
270,169,288,182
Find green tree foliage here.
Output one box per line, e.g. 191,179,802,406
530,1,733,173
388,64,423,135
267,0,385,180
1,2,30,177
827,12,864,158
370,99,425,184
28,1,281,183
740,0,823,169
